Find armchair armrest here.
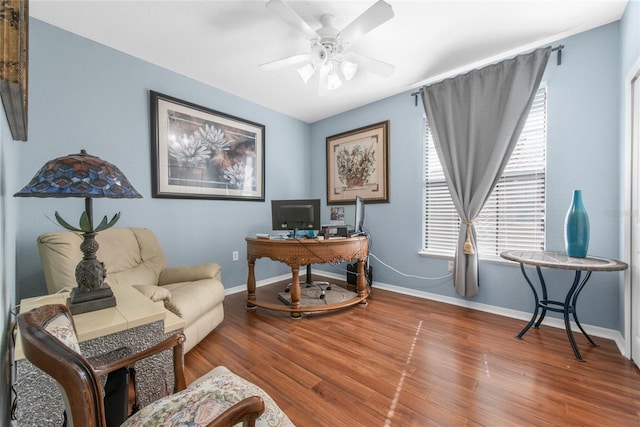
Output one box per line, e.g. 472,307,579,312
158,263,221,285
209,396,265,427
158,262,220,286
86,347,133,367
91,332,187,393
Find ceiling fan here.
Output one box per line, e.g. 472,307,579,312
260,0,395,95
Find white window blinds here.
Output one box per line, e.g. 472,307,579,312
423,87,547,257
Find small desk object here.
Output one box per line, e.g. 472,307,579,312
245,236,369,318
500,250,627,361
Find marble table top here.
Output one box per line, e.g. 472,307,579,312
500,250,628,272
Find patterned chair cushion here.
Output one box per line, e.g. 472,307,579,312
122,366,294,427
44,312,81,353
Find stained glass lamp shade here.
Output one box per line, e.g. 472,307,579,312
15,150,142,314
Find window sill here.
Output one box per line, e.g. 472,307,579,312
418,251,518,266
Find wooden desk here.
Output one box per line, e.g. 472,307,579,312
13,283,184,426
500,250,627,361
245,236,369,317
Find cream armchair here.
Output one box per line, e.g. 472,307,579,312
37,227,224,352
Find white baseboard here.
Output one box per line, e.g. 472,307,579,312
225,273,292,296
226,271,628,358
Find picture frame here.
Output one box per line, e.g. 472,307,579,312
326,120,389,204
329,206,345,225
0,0,29,141
150,91,265,201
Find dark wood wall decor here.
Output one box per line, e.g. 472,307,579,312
0,0,28,141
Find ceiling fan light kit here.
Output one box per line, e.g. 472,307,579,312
297,63,316,84
261,0,395,94
327,68,342,90
341,60,358,81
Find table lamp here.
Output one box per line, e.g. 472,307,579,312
14,149,142,314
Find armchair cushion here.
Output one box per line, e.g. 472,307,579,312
37,228,168,291
162,279,225,333
100,228,167,287
44,311,81,353
133,285,182,317
133,284,172,303
124,366,294,427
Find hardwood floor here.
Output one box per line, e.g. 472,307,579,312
184,280,640,426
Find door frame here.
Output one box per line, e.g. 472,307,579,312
624,56,640,361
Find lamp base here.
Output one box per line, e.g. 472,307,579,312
66,284,117,314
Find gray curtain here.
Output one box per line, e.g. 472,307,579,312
420,47,551,297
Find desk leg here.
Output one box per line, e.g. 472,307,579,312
357,258,368,306
246,258,256,310
290,266,302,319
517,263,540,339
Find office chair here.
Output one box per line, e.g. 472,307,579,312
285,264,331,299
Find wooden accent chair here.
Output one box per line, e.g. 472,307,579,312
17,304,280,427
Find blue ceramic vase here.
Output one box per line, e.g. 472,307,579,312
564,190,590,258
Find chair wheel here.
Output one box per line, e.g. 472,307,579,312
320,293,325,299
326,286,332,290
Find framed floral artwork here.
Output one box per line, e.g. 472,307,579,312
326,120,389,204
150,91,265,201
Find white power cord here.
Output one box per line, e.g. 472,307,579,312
369,252,453,281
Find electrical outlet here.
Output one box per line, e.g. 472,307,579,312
232,251,239,262
447,260,454,272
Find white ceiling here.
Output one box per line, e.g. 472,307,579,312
30,0,628,123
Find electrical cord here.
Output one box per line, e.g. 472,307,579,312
294,228,450,284
368,252,453,281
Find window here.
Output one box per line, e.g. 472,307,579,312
422,87,547,258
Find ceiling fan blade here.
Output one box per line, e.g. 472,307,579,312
259,53,310,71
338,0,394,42
347,52,395,78
266,0,316,39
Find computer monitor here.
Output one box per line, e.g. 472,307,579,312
354,195,365,233
271,199,321,237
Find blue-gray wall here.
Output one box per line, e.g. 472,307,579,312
310,21,625,330
16,19,311,299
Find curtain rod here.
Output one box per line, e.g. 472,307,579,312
410,44,564,106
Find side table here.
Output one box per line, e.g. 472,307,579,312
13,283,184,426
500,250,627,361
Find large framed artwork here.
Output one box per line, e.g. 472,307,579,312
150,91,265,201
0,0,29,141
326,120,389,204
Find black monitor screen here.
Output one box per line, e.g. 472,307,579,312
271,199,321,234
354,195,365,232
